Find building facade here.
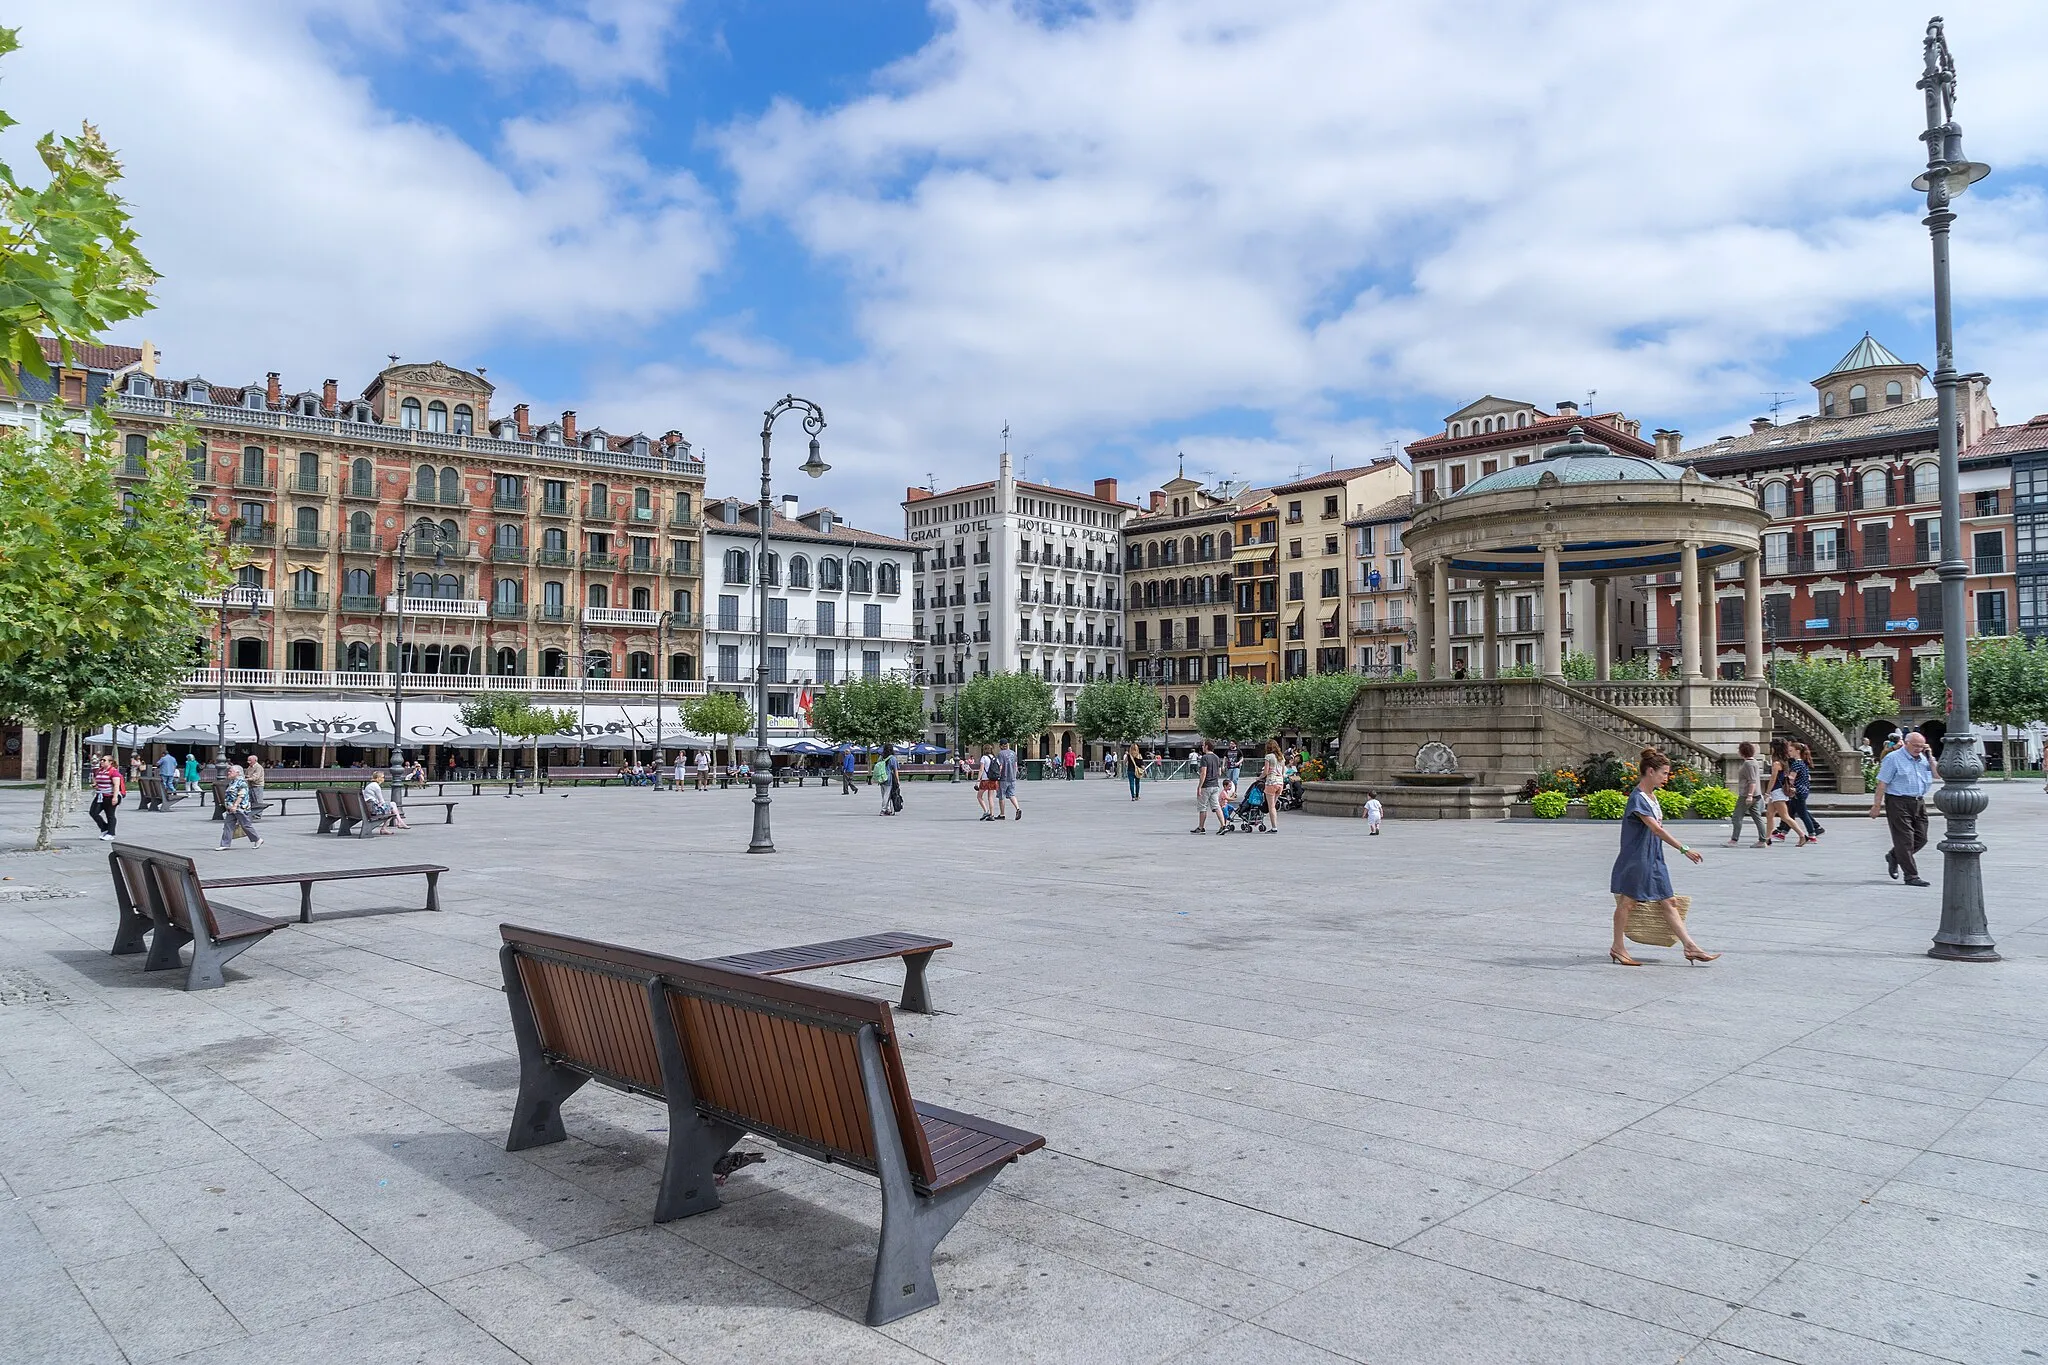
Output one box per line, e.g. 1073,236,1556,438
1269,462,1411,679
1974,413,2048,642
701,496,918,732
1673,335,2004,713
1345,494,1413,677
1122,473,1249,750
903,450,1132,758
1227,494,1281,682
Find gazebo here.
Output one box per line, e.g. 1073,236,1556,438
1322,429,1860,817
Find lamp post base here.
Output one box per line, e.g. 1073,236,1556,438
1929,734,1996,962
748,766,775,853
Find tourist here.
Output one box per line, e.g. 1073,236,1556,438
1225,741,1241,786
126,753,144,790
245,753,266,820
1125,742,1143,801
877,746,903,816
216,764,263,850
88,753,124,841
363,769,408,832
1364,790,1383,835
1763,738,1810,846
1608,747,1714,966
976,748,996,820
673,752,688,790
1062,746,1077,781
1192,739,1224,834
696,749,712,790
839,745,857,794
995,739,1021,821
1790,742,1825,839
182,751,201,792
1726,740,1769,847
1259,740,1284,833
1871,729,1935,887
156,749,179,794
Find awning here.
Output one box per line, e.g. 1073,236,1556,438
250,698,393,745
87,698,257,745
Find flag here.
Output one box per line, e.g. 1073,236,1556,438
798,686,814,721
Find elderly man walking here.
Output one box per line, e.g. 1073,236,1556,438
1871,730,1936,888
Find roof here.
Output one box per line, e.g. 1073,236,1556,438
36,338,144,372
1346,493,1413,526
1961,414,2048,461
1679,397,1938,465
1406,410,1654,458
1458,427,1694,497
909,474,1142,510
705,501,914,551
1270,459,1400,495
1820,332,1917,379
1442,394,1537,422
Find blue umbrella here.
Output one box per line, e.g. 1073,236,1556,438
906,742,950,756
784,740,836,756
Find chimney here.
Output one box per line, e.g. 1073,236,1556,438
321,378,338,414
561,411,577,445
906,486,931,502
1750,417,1775,434
781,493,799,522
140,340,158,376
1149,490,1166,513
1093,477,1119,504
266,372,282,408
1652,428,1681,460
513,403,531,439
1555,399,1579,418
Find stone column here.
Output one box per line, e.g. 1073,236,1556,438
1432,558,1452,681
1541,543,1563,680
1744,552,1765,681
1415,562,1434,680
1593,578,1612,681
1700,571,1720,680
1481,581,1499,680
1677,541,1700,680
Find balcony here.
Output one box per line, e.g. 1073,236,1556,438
624,556,658,574
536,603,571,622
232,467,276,491
342,478,379,501
533,548,571,567
339,593,382,613
192,587,273,608
281,590,329,611
231,523,275,546
584,497,616,520
287,472,330,496
668,509,699,529
581,551,618,570
404,487,470,509
492,489,528,511
488,545,528,563
583,606,662,626
282,528,328,550
177,667,708,697
972,552,991,565
1975,553,2007,575
490,601,529,621
539,497,572,518
1978,612,2010,637
384,595,486,618
626,503,658,524
340,532,383,554
665,557,697,576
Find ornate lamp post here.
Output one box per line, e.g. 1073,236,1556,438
1915,16,1997,962
391,525,447,810
653,608,673,775
215,587,266,779
749,395,828,853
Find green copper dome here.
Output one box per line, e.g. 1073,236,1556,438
1456,426,1695,497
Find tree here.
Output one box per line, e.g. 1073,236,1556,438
1915,637,2048,778
952,670,1056,749
488,696,578,776
1269,672,1365,746
809,676,925,754
0,27,156,394
1562,649,1598,681
1193,677,1274,744
1073,679,1164,747
684,692,753,768
1767,655,1898,736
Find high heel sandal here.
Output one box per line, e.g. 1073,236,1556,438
1685,948,1721,964
1609,949,1641,967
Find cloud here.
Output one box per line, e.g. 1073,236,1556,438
0,0,718,389
412,0,689,89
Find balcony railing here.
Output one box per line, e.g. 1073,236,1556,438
192,587,273,608
339,593,382,613
340,532,383,554
385,596,486,617
489,545,528,563
539,498,572,518
1975,554,2007,575
490,601,529,620
536,603,571,622
533,548,571,567
178,668,708,697
232,467,276,490
665,557,697,576
289,473,330,495
669,509,699,528
492,490,527,511
1978,613,2010,637
342,478,379,500
404,487,470,509
626,503,657,523
282,590,329,611
585,498,616,520
624,556,658,574
581,551,618,570
583,607,662,626
284,529,328,550
232,523,275,545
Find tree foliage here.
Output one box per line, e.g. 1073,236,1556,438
808,676,925,752
458,691,574,777
1268,672,1366,741
1914,637,2048,778
1073,679,1164,745
683,692,754,765
1193,677,1275,743
0,28,156,392
951,670,1056,748
1767,655,1898,734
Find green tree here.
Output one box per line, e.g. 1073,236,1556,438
1767,655,1898,735
1073,679,1164,747
1562,649,1598,681
0,27,156,393
1915,637,2048,779
1269,672,1365,745
684,691,753,768
952,670,1056,748
808,676,925,754
1193,677,1274,744
488,697,578,777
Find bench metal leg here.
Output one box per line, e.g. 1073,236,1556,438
424,870,441,913
184,932,260,991
444,805,456,824
112,898,153,955
899,951,936,1014
316,812,336,834
299,881,314,924
144,919,193,973
856,1025,997,1325
500,945,586,1150
644,979,745,1220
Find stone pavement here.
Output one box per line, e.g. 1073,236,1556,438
1,774,2044,1364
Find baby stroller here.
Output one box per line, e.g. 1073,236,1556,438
1278,777,1304,812
1223,782,1270,833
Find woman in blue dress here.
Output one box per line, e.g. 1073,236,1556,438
1610,748,1718,966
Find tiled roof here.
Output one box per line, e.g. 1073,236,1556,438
1821,332,1917,379
1270,459,1400,494
1679,398,1937,462
1348,493,1413,525
1406,411,1652,457
35,338,144,371
1961,415,2048,460
706,501,914,550
913,475,1142,509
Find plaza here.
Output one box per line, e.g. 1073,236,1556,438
1,777,2043,1364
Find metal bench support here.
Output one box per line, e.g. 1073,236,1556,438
645,979,745,1222
900,951,936,1014
499,945,589,1150
856,1024,1000,1326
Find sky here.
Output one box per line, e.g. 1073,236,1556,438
7,0,2048,531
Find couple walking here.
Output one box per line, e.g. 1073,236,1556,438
1193,739,1280,834
975,744,1022,821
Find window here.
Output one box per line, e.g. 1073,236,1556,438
1449,465,1466,493
2022,581,2048,635
724,548,750,584
717,645,740,682
848,560,873,593
766,597,787,633
817,601,836,635
1763,531,1789,571
1322,495,1339,518
1977,590,2008,636
628,651,653,680
1849,384,1868,415
440,467,460,503
717,595,739,630
1287,572,1303,601
453,404,473,435
588,583,609,608
416,464,435,500
1823,391,1837,417
761,551,780,586
1913,464,1939,503
345,641,372,672
631,585,652,611
815,648,836,681
1809,474,1837,514
1288,539,1302,559
345,567,373,597
1917,582,1944,631
1421,469,1438,499
1974,530,2005,575
788,554,810,588
1320,567,1340,597
1859,468,1888,508
819,557,843,590
878,562,899,594
543,581,565,610
494,577,522,606
1812,526,1839,570
426,400,448,433
1862,585,1892,633
401,397,422,428
673,588,692,617
1287,501,1302,522
541,648,567,678
864,604,882,638
1762,482,1788,517
863,650,882,679
634,487,652,521
1886,381,1904,406
241,446,265,484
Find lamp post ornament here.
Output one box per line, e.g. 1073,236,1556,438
1915,15,1996,962
748,395,829,854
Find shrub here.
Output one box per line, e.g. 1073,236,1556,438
1533,765,1580,797
1652,787,1691,819
1586,789,1628,820
1862,758,1879,791
1665,763,1705,797
1530,790,1569,819
1579,751,1631,793
1689,785,1736,820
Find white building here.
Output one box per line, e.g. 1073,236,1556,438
702,496,919,731
903,449,1134,758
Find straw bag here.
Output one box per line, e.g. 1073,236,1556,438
1620,894,1691,947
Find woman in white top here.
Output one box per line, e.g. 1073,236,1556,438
1259,741,1284,833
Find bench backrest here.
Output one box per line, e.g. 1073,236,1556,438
135,849,220,941
338,789,368,817
109,843,158,918
501,925,934,1184
316,788,344,817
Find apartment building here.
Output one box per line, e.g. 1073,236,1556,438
1227,494,1282,682
1123,472,1250,749
1346,494,1413,676
1268,462,1410,679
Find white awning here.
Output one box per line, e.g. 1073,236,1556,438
88,698,257,745
249,698,394,744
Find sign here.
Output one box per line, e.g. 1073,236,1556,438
1885,617,1920,632
1803,618,1829,629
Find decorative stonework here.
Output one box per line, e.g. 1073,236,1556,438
1414,741,1459,773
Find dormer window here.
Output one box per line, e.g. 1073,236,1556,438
453,404,473,435
244,389,266,411
297,396,318,416
186,379,209,403
125,374,151,397
401,397,422,428
1450,422,1462,437
351,403,373,423
630,435,650,457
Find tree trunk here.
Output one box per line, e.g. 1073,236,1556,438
2001,723,2011,780
36,725,71,850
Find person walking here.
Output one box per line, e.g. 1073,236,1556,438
696,748,712,791
1871,729,1935,887
838,745,857,794
244,754,266,821
1125,742,1143,801
1062,746,1077,781
156,749,179,796
216,764,263,850
1790,742,1824,839
995,740,1022,821
1192,740,1224,834
1225,741,1241,787
1609,747,1715,966
182,751,201,792
878,745,904,816
1726,740,1769,847
1258,740,1284,832
976,748,997,819
1363,790,1383,835
88,753,124,840
1763,738,1810,846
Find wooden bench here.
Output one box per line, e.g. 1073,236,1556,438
543,766,619,785
207,780,270,821
107,843,290,991
893,764,957,782
701,932,951,1014
498,925,1042,1325
200,863,446,921
470,777,544,796
135,774,187,812
315,788,459,833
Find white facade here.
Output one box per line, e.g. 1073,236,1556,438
904,451,1131,745
702,496,919,728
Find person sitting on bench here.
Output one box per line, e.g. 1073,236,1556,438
362,770,409,832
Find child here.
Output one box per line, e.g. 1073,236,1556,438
1219,777,1239,821
1363,790,1383,835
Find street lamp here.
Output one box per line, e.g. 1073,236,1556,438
749,394,828,854
391,524,447,809
653,608,673,776
576,617,592,766
1915,16,1997,963
215,587,266,779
